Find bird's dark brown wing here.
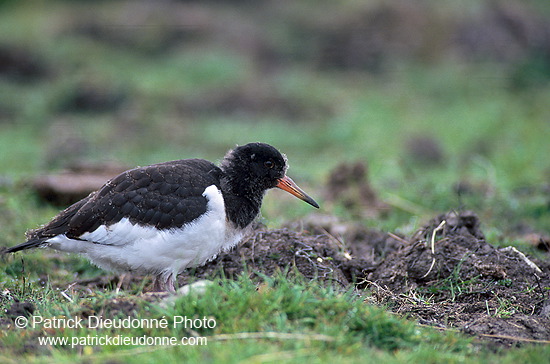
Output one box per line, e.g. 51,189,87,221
7,159,222,252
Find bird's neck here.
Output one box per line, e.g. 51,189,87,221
220,175,264,229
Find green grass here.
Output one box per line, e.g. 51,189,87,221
0,273,481,363
1,272,549,363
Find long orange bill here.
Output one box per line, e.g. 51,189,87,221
276,175,319,208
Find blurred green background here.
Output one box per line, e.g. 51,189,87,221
1,0,549,241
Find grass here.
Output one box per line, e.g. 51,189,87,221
0,272,483,363
1,0,550,362
1,272,549,363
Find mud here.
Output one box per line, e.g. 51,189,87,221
180,226,357,288
364,211,550,347
57,85,127,114
323,162,390,218
30,162,129,206
0,45,50,82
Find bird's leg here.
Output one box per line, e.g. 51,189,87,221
152,273,176,293
152,276,164,292
115,274,128,294
165,274,176,293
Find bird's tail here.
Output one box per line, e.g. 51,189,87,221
3,239,47,254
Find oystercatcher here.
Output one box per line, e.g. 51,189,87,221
5,143,319,292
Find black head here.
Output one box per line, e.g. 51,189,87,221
220,142,319,208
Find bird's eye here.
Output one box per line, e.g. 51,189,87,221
264,160,274,169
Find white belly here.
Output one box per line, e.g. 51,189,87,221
45,185,244,277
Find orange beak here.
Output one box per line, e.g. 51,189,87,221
276,175,319,208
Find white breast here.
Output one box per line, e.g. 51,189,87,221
45,185,245,277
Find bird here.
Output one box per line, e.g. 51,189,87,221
4,142,319,292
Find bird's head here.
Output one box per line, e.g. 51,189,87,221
221,142,319,208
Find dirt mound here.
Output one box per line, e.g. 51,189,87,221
0,45,50,82
368,211,548,294
366,211,550,346
30,162,129,206
177,227,367,288
57,84,127,114
324,162,390,218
